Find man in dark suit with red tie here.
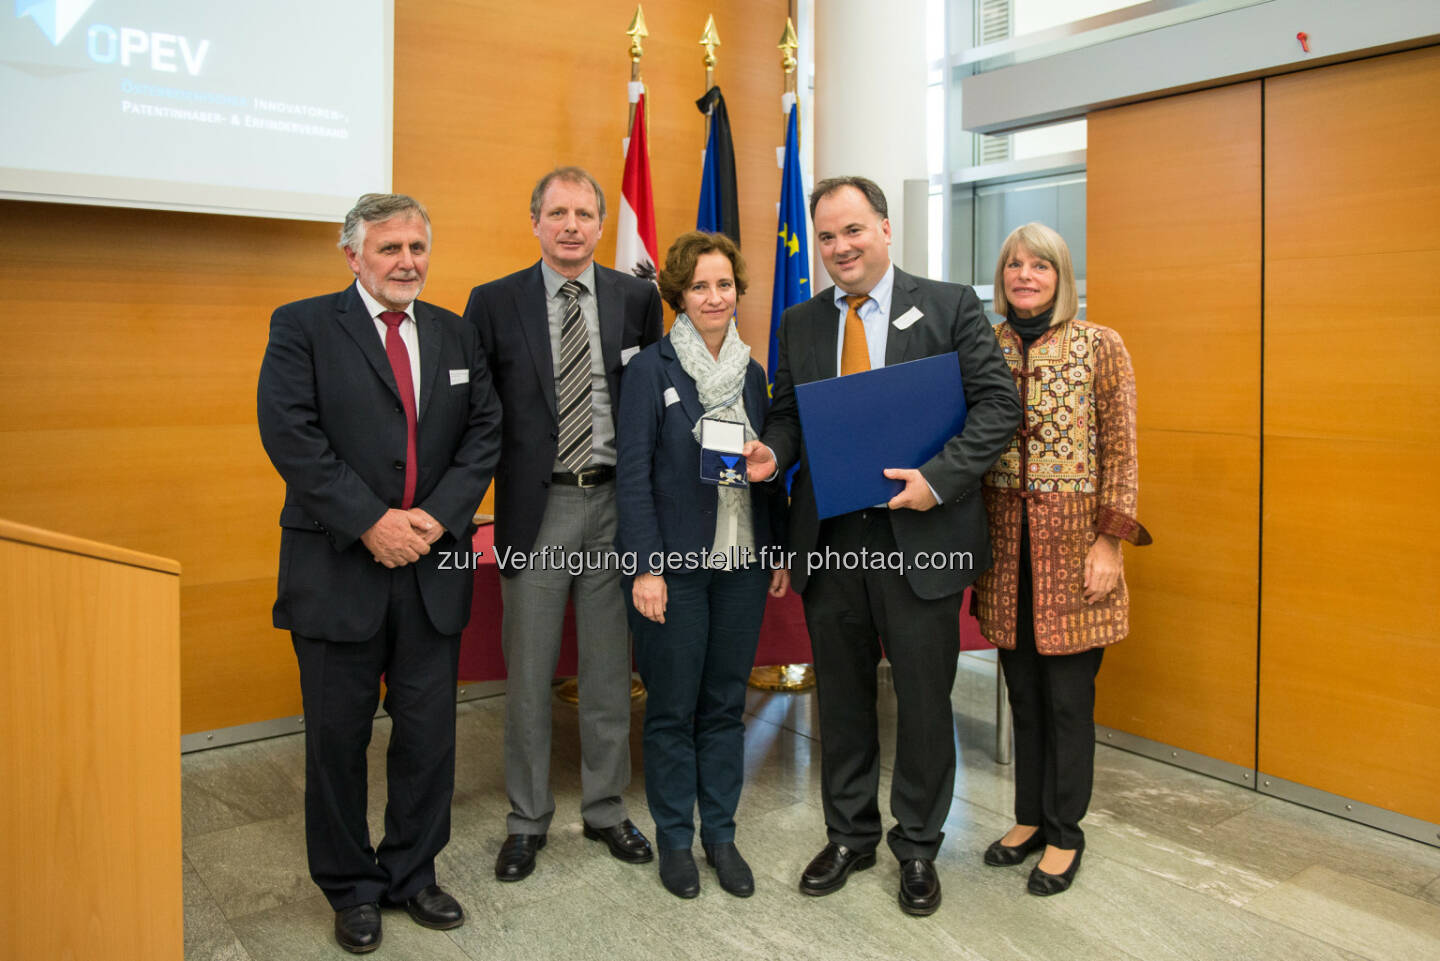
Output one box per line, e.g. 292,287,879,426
257,193,501,953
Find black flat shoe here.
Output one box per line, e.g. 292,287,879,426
494,833,546,881
984,829,1046,866
703,841,755,898
400,884,464,930
659,848,700,898
334,903,381,954
799,842,876,896
583,818,655,863
1027,841,1084,896
898,858,941,916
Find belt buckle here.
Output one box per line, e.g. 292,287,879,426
576,466,602,489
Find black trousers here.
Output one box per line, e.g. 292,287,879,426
996,519,1103,851
292,565,461,910
802,510,961,861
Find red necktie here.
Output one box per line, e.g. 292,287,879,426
380,311,418,508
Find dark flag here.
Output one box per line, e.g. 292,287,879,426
695,85,739,244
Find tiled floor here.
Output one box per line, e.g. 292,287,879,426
183,652,1440,960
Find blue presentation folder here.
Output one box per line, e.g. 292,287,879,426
795,353,968,519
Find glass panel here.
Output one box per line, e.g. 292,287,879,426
949,186,976,285
927,83,946,176
1011,118,1086,158
926,0,947,63
973,172,1086,281
1014,0,1146,36
928,190,945,281
947,70,975,172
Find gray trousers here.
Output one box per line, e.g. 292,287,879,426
500,482,632,834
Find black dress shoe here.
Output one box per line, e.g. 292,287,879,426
1027,840,1084,896
334,903,381,954
799,842,876,896
583,818,654,863
983,829,1046,866
703,842,755,898
495,833,546,881
401,884,464,930
898,858,941,916
658,848,700,898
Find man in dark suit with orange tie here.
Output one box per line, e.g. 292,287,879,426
744,176,1020,916
257,193,501,953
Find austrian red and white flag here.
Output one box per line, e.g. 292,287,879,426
616,91,659,283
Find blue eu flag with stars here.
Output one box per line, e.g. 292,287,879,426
769,102,810,391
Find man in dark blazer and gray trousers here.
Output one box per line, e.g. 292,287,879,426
463,167,662,881
258,193,501,952
744,177,1021,916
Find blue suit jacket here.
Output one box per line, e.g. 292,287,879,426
616,334,785,573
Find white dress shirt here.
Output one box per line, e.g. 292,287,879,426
355,280,421,413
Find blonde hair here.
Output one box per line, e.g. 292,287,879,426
991,222,1077,326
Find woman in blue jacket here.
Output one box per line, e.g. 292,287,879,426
616,231,789,900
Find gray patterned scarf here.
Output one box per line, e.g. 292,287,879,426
669,313,755,443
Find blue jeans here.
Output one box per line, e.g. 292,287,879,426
628,565,769,849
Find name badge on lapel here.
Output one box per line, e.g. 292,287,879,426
449,369,469,385
893,307,923,331
699,418,748,488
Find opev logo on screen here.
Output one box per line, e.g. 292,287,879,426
15,0,98,45
17,0,210,75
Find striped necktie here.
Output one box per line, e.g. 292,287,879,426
555,280,593,472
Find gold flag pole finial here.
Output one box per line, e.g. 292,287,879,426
627,5,648,68
626,5,649,134
700,14,720,90
779,17,799,95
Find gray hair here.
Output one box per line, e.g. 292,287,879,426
809,176,888,220
529,166,606,222
338,193,431,251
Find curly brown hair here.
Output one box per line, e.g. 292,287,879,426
657,231,748,312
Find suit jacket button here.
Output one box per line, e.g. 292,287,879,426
393,460,405,471
395,404,403,413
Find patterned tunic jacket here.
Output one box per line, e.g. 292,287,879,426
975,318,1151,654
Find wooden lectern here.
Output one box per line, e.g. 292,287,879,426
0,520,182,961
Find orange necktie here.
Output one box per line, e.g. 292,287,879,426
840,293,871,375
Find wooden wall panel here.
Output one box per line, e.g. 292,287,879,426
1087,82,1262,767
0,0,788,735
1262,47,1440,823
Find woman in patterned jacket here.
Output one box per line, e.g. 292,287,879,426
975,222,1151,896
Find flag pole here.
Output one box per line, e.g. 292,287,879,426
749,16,817,695
700,15,719,94
626,5,648,136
